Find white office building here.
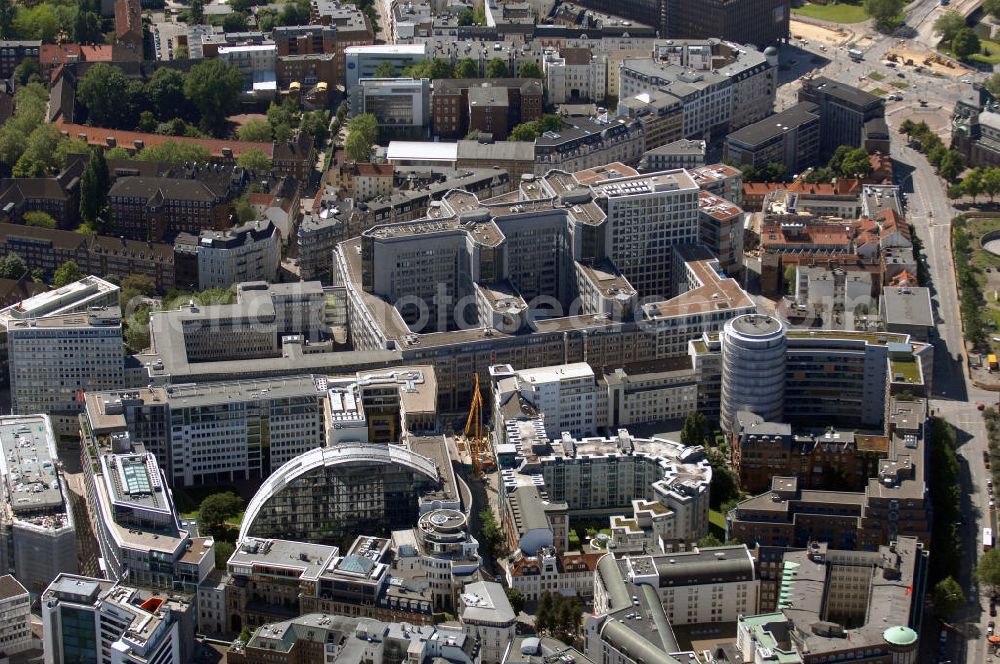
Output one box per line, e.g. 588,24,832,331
349,77,431,138
0,575,31,656
0,415,77,596
543,47,607,105
459,581,517,664
491,363,600,440
42,574,193,664
7,307,124,434
344,43,429,88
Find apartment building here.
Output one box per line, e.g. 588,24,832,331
639,139,706,172
391,508,481,611
698,190,744,272
78,424,215,593
532,115,646,174
107,176,234,242
350,78,431,139
543,47,607,104
620,40,777,141
0,415,77,595
0,161,83,228
798,77,885,158
724,101,821,174
431,78,543,139
507,549,602,602
42,574,194,664
0,40,40,79
0,576,31,656
617,89,685,152
7,308,124,434
273,24,337,56
173,218,281,290
0,224,176,290
460,581,517,664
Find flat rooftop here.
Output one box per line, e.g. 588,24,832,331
163,375,327,408
0,415,65,516
229,537,340,581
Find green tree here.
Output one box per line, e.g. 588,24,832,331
80,147,110,226
473,2,486,24
347,113,378,145
300,110,331,145
706,446,740,509
457,6,475,24
504,587,525,616
402,59,454,79
345,129,371,162
233,195,256,222
986,0,1000,18
479,508,506,558
236,147,272,171
138,110,157,133
135,140,211,163
931,576,965,618
214,540,235,569
120,274,156,310
190,0,204,23
0,0,14,38
938,149,965,182
979,548,1000,595
538,114,562,133
952,27,981,59
184,60,245,135
518,61,543,78
13,124,60,177
374,60,397,78
238,119,273,142
53,261,83,288
78,64,130,128
864,0,904,32
537,592,554,633
486,58,509,78
680,412,707,447
13,4,60,42
988,72,1000,98
23,211,56,229
932,10,966,42
146,68,192,122
783,264,797,295
222,11,249,31
12,57,38,86
198,491,244,534
455,58,478,78
838,148,873,178
0,253,26,279
509,121,541,141
74,10,102,43
174,44,189,60
697,533,724,547
105,146,130,160
804,166,835,183
983,167,1000,202
964,167,984,203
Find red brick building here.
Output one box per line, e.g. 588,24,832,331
431,78,543,139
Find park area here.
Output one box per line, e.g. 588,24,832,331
952,216,1000,356
792,0,868,23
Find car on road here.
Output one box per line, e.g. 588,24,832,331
962,78,971,83
896,72,905,78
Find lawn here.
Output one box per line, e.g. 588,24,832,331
868,71,885,81
970,40,1000,65
792,0,868,23
891,80,909,89
869,87,889,96
709,509,727,539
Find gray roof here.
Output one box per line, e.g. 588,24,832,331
0,574,27,600
457,139,535,161
460,581,516,625
881,286,933,328
726,102,819,147
801,76,882,109
643,139,705,156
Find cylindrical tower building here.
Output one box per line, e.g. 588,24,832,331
720,314,787,431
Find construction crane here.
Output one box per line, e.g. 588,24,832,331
463,373,486,477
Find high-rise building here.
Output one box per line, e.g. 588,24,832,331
0,415,77,595
0,575,31,656
798,77,885,158
7,307,124,434
42,574,194,664
719,314,787,432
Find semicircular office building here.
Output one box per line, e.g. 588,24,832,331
720,314,787,432
239,442,446,545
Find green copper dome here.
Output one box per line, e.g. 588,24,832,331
883,626,918,646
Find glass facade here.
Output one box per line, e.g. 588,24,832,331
59,606,98,664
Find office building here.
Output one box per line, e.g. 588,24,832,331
719,314,787,431
639,139,706,172
732,537,927,664
228,614,474,664
78,425,215,592
0,575,31,656
173,218,281,290
7,307,124,434
543,47,607,105
84,376,327,487
798,77,885,158
41,574,194,664
728,397,931,551
698,190,744,272
881,286,934,342
724,101,821,174
238,437,459,544
344,43,429,88
273,24,338,56
952,84,1000,167
663,0,789,47
459,581,517,664
620,40,777,141
392,509,482,611
617,89,685,152
532,115,646,174
507,549,602,602
0,415,76,595
218,43,278,98
349,78,431,139
0,275,118,381
226,535,436,631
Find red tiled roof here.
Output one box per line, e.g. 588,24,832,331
890,270,917,286
355,163,393,177
249,192,275,206
39,44,81,67
80,45,113,61
55,120,275,159
115,0,142,39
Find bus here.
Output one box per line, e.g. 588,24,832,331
848,49,864,61
985,527,994,552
